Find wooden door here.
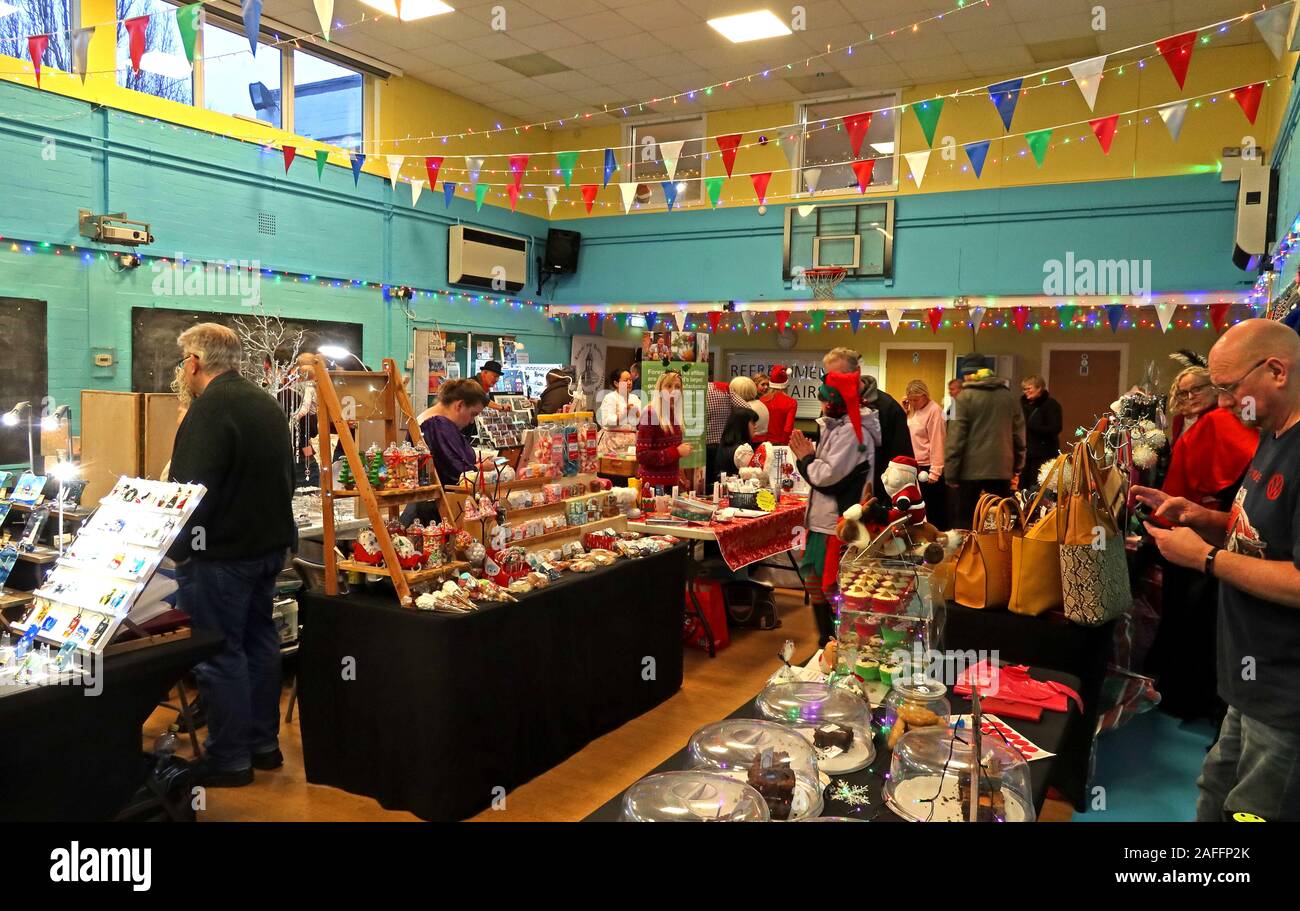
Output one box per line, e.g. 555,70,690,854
885,347,947,403
1046,347,1124,440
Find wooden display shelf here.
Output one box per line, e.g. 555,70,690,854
336,560,469,584
331,485,443,503
502,516,625,550
452,472,596,495
497,499,569,521
16,547,59,565
0,590,35,610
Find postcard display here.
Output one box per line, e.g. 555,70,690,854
10,477,205,655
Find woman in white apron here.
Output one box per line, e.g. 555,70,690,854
598,368,642,457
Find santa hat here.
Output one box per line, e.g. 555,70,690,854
769,364,790,389
889,455,920,479
819,370,865,451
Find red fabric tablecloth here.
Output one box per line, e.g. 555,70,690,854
708,497,807,571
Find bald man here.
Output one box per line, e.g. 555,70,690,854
1134,319,1300,821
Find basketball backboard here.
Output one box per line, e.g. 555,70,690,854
783,200,894,285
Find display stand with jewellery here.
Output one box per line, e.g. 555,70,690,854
299,354,464,608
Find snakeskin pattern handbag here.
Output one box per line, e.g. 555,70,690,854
1060,444,1132,626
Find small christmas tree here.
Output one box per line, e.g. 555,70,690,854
338,456,356,490
367,450,383,489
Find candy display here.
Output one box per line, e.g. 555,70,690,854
884,726,1035,823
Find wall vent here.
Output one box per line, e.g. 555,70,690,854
258,212,277,236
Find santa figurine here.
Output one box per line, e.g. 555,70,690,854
881,456,928,528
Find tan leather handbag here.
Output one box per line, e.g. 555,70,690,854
953,494,1021,610
1085,419,1126,524
1008,458,1065,616
1060,444,1133,626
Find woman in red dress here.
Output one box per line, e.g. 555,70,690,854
1163,365,1257,509
636,370,691,490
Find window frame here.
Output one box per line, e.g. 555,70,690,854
622,112,708,211
0,0,76,72
797,89,901,198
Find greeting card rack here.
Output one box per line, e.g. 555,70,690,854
301,354,464,608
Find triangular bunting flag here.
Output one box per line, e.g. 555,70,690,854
903,150,930,189
645,311,657,331
1157,102,1188,142
775,310,791,334
1156,31,1196,89
176,4,201,63
716,134,743,177
27,34,49,88
556,150,579,187
1154,301,1177,333
1106,304,1125,333
581,184,599,214
70,27,94,84
850,159,875,193
750,172,772,204
425,156,443,187
618,182,638,214
988,79,1023,131
1025,129,1051,167
603,148,617,187
659,140,684,181
707,311,722,334
964,140,990,179
969,305,987,333
810,310,826,333
507,183,520,212
312,0,334,41
848,310,862,333
282,146,296,172
387,155,403,188
315,149,328,180
1058,304,1078,328
241,0,263,56
740,311,754,334
124,16,149,74
1090,115,1119,154
544,186,559,215
885,308,905,335
803,167,822,194
587,313,601,334
1255,2,1292,58
704,176,724,208
474,183,489,211
1013,306,1030,333
911,99,944,148
661,181,678,211
443,182,457,207
1067,56,1106,111
508,154,528,190
843,112,872,157
465,156,484,188
1233,83,1265,125
410,179,424,207
349,152,365,186
1210,302,1231,333
778,131,800,167
927,307,944,334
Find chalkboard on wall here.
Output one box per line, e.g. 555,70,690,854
0,298,48,467
131,308,365,393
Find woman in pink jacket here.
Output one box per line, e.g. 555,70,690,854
904,379,948,530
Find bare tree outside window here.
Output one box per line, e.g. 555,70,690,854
0,0,71,71
115,0,193,104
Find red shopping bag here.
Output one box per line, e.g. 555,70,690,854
684,578,730,652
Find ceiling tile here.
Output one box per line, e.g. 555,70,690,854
508,22,589,52
535,69,600,93
597,33,673,60
547,43,622,68
561,11,645,41
635,52,697,77
617,0,696,31
900,57,977,84
521,0,609,17
453,60,529,84
456,33,535,58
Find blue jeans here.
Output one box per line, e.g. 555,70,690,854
177,552,285,771
1196,705,1300,821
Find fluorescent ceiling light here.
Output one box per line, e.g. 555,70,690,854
870,142,894,155
140,51,192,79
358,0,454,21
708,10,792,44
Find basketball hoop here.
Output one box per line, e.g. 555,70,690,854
803,266,847,300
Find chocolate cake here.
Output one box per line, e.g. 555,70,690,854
813,723,854,752
746,750,797,821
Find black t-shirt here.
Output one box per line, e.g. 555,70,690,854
1218,421,1300,728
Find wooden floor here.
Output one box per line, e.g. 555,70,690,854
142,589,1072,822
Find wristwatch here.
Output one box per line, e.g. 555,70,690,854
1205,547,1221,577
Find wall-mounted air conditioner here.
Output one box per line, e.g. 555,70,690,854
448,225,528,293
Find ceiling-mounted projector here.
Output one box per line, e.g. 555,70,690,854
78,209,155,247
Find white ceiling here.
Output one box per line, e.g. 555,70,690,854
264,0,1272,123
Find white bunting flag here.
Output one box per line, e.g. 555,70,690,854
618,182,638,214
1067,55,1107,111
740,311,754,335
1255,1,1293,57
313,0,334,41
797,204,816,217
1157,102,1188,142
466,156,485,188
658,140,685,181
1154,301,1178,333
387,155,403,188
410,179,424,207
779,131,801,168
71,26,94,84
802,167,822,194
969,305,987,333
544,186,559,215
886,308,905,335
904,150,931,189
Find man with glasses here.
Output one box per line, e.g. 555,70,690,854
1134,319,1300,821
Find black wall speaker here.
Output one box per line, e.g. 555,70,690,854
543,229,581,274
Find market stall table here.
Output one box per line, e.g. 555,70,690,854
297,544,688,821
584,663,1080,821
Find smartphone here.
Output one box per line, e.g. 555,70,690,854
1134,504,1175,529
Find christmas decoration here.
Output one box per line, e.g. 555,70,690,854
716,134,743,177
843,112,873,157
989,78,1023,131
338,456,355,490
1090,115,1119,154
911,99,944,148
1025,129,1052,167
1157,31,1197,89
964,140,990,178
1068,55,1107,111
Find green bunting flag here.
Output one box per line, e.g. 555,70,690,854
1058,304,1078,327
1025,129,1051,167
176,3,201,64
810,310,827,333
474,183,489,211
705,176,724,208
910,98,944,148
315,149,328,180
556,151,579,187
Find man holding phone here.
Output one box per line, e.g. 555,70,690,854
1133,318,1300,821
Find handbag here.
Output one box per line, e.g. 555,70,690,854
953,494,1020,610
1085,419,1126,524
1059,444,1133,626
1008,458,1064,617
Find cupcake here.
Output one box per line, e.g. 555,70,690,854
872,592,901,614
855,658,880,681
879,663,902,686
881,622,909,648
842,586,871,611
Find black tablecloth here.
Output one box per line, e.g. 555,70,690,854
584,664,1080,821
936,603,1113,810
298,545,688,821
0,630,222,822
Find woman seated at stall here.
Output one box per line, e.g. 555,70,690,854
598,367,642,456
416,379,490,488
714,408,759,479
636,370,691,491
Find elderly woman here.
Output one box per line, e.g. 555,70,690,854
904,379,948,529
728,375,770,442
1163,365,1256,509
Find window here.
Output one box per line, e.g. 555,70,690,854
627,116,704,208
293,50,363,150
115,0,193,104
0,0,71,70
800,92,898,194
203,19,281,126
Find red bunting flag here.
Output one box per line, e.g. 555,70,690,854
1156,31,1196,89
282,146,296,172
581,184,599,214
1013,306,1030,334
425,156,443,187
750,172,772,204
508,154,528,189
716,134,743,177
1210,302,1231,333
508,183,520,212
124,16,150,74
775,310,791,333
850,159,875,192
587,312,601,334
927,307,944,334
27,35,49,87
843,112,873,157
1089,115,1119,154
708,311,722,334
1233,82,1265,125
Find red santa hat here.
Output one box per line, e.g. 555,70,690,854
889,456,920,479
819,370,864,451
768,364,790,389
